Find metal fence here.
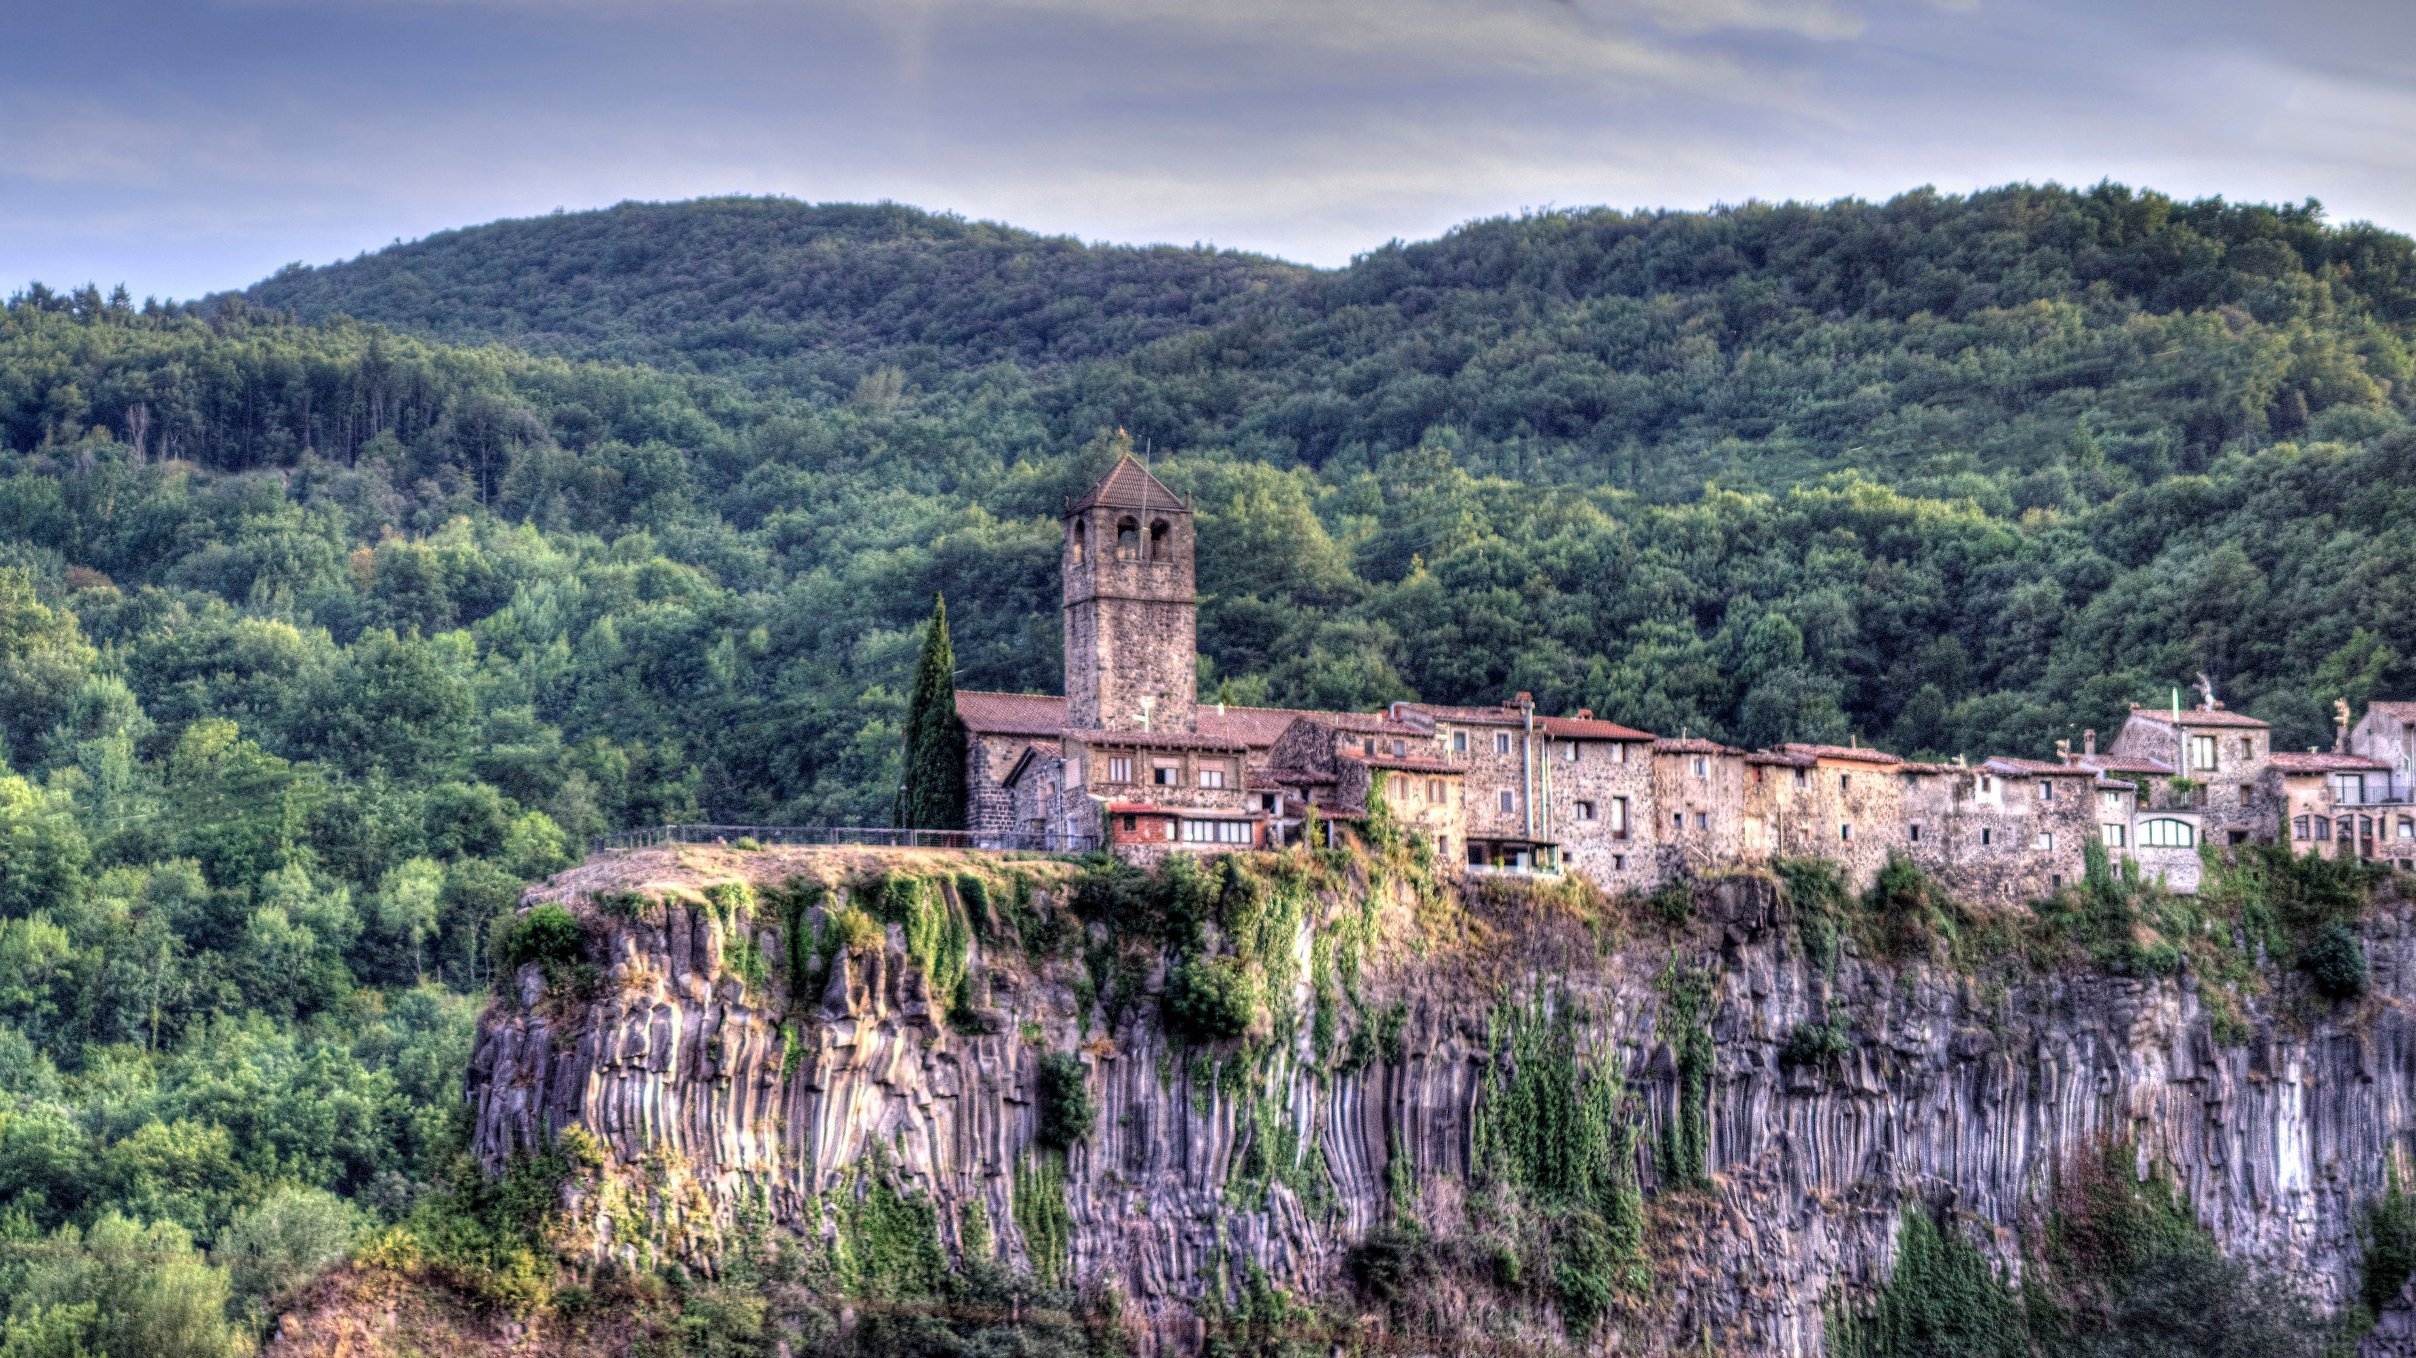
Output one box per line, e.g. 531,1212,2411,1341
590,823,1101,855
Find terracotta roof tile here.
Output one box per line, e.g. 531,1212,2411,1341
1982,756,2098,777
2127,706,2270,729
956,690,1066,737
1071,455,1186,514
1538,714,1657,741
1780,742,1903,766
1340,750,1467,774
2078,755,2176,777
2266,752,2392,773
1655,737,1741,755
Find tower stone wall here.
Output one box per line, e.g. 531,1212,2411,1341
1062,460,1198,734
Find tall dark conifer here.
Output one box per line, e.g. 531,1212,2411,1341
895,593,969,829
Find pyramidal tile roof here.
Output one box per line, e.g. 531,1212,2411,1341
1071,454,1186,514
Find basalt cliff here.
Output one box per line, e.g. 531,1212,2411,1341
456,841,2416,1356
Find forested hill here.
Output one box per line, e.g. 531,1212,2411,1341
2,181,2416,1347
241,197,1310,397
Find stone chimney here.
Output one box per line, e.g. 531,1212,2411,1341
1577,708,1593,720
2083,728,2097,757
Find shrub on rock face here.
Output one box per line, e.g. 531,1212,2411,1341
498,904,585,973
1163,954,1255,1043
2303,922,2368,1001
1036,1051,1095,1149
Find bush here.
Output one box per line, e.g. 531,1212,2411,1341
1163,954,1255,1042
1035,1051,1096,1149
2303,922,2368,1001
497,904,584,973
1780,1019,1853,1074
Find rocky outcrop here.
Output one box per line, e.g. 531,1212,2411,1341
467,844,2416,1355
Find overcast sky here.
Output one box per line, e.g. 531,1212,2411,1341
7,0,2415,300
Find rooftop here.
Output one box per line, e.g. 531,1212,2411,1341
1983,756,2098,778
1070,454,1186,515
1656,736,1741,755
2127,705,2270,729
2266,751,2392,773
1538,713,1657,741
1780,742,1904,766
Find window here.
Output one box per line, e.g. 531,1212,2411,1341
2038,781,2055,802
1980,828,1993,847
2332,773,2369,804
1978,775,1996,796
1498,790,1515,814
2190,735,2217,771
1840,823,1853,842
1565,742,1579,763
2238,737,2254,761
1198,762,1230,789
1495,732,1512,755
2140,818,2197,848
1153,762,1180,787
1693,756,1709,778
1426,779,1443,803
1612,743,1628,764
1070,521,1087,563
2294,816,2311,841
2034,831,2055,851
1793,768,1809,788
1453,731,1468,755
2103,823,2127,848
1840,774,1851,792
1612,854,1626,871
2239,784,2253,805
1180,819,1252,844
2339,818,2355,843
2362,816,2377,841
1694,812,1709,830
1148,519,1170,560
1116,517,1140,559
1609,797,1629,836
1909,823,1923,843
1107,756,1133,783
1576,800,1597,822
2051,874,2064,890
2317,818,2334,842
2401,817,2415,841
1673,812,1685,830
1119,814,1137,833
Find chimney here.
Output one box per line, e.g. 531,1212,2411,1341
2084,728,2097,757
1577,708,1593,720
1514,691,1534,709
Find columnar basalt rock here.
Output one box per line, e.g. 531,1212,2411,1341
469,845,2416,1356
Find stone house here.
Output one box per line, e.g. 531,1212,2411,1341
1656,737,1750,876
1389,697,1562,872
2107,701,2273,845
1533,712,1658,893
1768,744,1908,891
2267,751,2409,865
1263,714,1466,857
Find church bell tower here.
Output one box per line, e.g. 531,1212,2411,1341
1062,453,1197,734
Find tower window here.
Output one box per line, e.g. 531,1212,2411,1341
1149,519,1171,560
1071,521,1087,563
1116,517,1140,559
1495,732,1512,755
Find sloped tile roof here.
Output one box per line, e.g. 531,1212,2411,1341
956,690,1066,737
2128,706,2270,729
2267,751,2391,773
1655,737,1741,755
1780,742,1904,766
1538,714,1657,741
1982,756,2098,778
1070,455,1186,514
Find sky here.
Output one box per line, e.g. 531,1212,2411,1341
6,0,2415,301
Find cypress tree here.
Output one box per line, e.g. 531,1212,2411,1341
895,593,969,829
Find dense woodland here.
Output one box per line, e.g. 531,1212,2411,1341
4,183,2416,1350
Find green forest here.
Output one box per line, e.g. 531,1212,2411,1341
4,182,2416,1350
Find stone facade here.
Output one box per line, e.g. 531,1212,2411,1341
1535,715,1657,892
2109,704,2273,844
1659,738,1750,875
1062,459,1198,734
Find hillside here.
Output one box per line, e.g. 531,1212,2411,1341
241,197,1309,398
5,183,2416,1352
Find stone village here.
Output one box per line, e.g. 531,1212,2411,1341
958,456,2416,902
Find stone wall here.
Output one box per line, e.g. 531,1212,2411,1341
1541,736,1656,892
